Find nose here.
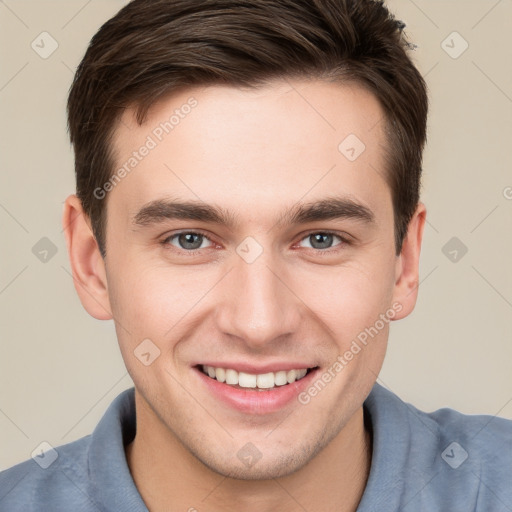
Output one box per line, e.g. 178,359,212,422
215,249,303,350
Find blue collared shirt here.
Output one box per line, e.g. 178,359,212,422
1,383,511,511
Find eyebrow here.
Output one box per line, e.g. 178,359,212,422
132,196,375,229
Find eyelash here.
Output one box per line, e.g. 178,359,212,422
160,230,352,256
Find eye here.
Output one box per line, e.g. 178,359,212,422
162,231,214,252
160,229,350,256
297,231,348,251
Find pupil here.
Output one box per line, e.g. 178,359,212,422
180,233,202,250
311,233,332,249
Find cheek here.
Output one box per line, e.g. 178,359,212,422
107,261,218,341
291,256,395,341
106,264,206,387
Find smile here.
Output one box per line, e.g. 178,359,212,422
193,362,320,414
199,364,314,391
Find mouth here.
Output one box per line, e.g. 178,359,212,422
195,364,318,391
192,362,321,414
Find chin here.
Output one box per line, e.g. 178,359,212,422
195,435,328,481
205,456,304,481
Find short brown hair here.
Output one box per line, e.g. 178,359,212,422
67,0,428,257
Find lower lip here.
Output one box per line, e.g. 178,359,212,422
193,366,319,415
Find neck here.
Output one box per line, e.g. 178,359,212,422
126,391,372,512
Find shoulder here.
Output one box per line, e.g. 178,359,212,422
0,387,139,512
415,401,512,510
427,401,512,448
368,382,512,458
0,436,100,512
414,398,512,472
363,384,512,511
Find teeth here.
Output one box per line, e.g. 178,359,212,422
286,369,297,383
239,372,257,388
200,365,311,389
274,370,288,386
256,372,275,389
225,368,238,385
215,367,226,383
297,369,307,379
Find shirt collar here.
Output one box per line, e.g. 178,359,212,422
88,387,147,511
87,382,411,511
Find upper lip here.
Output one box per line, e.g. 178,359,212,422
195,362,318,374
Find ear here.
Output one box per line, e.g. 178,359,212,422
62,194,113,320
391,201,427,320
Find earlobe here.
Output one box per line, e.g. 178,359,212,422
62,194,113,320
391,201,427,320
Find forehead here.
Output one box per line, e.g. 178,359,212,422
108,79,391,229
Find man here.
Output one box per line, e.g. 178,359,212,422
1,0,511,510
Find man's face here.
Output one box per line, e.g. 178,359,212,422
104,79,404,478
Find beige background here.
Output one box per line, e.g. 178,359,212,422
1,0,511,471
